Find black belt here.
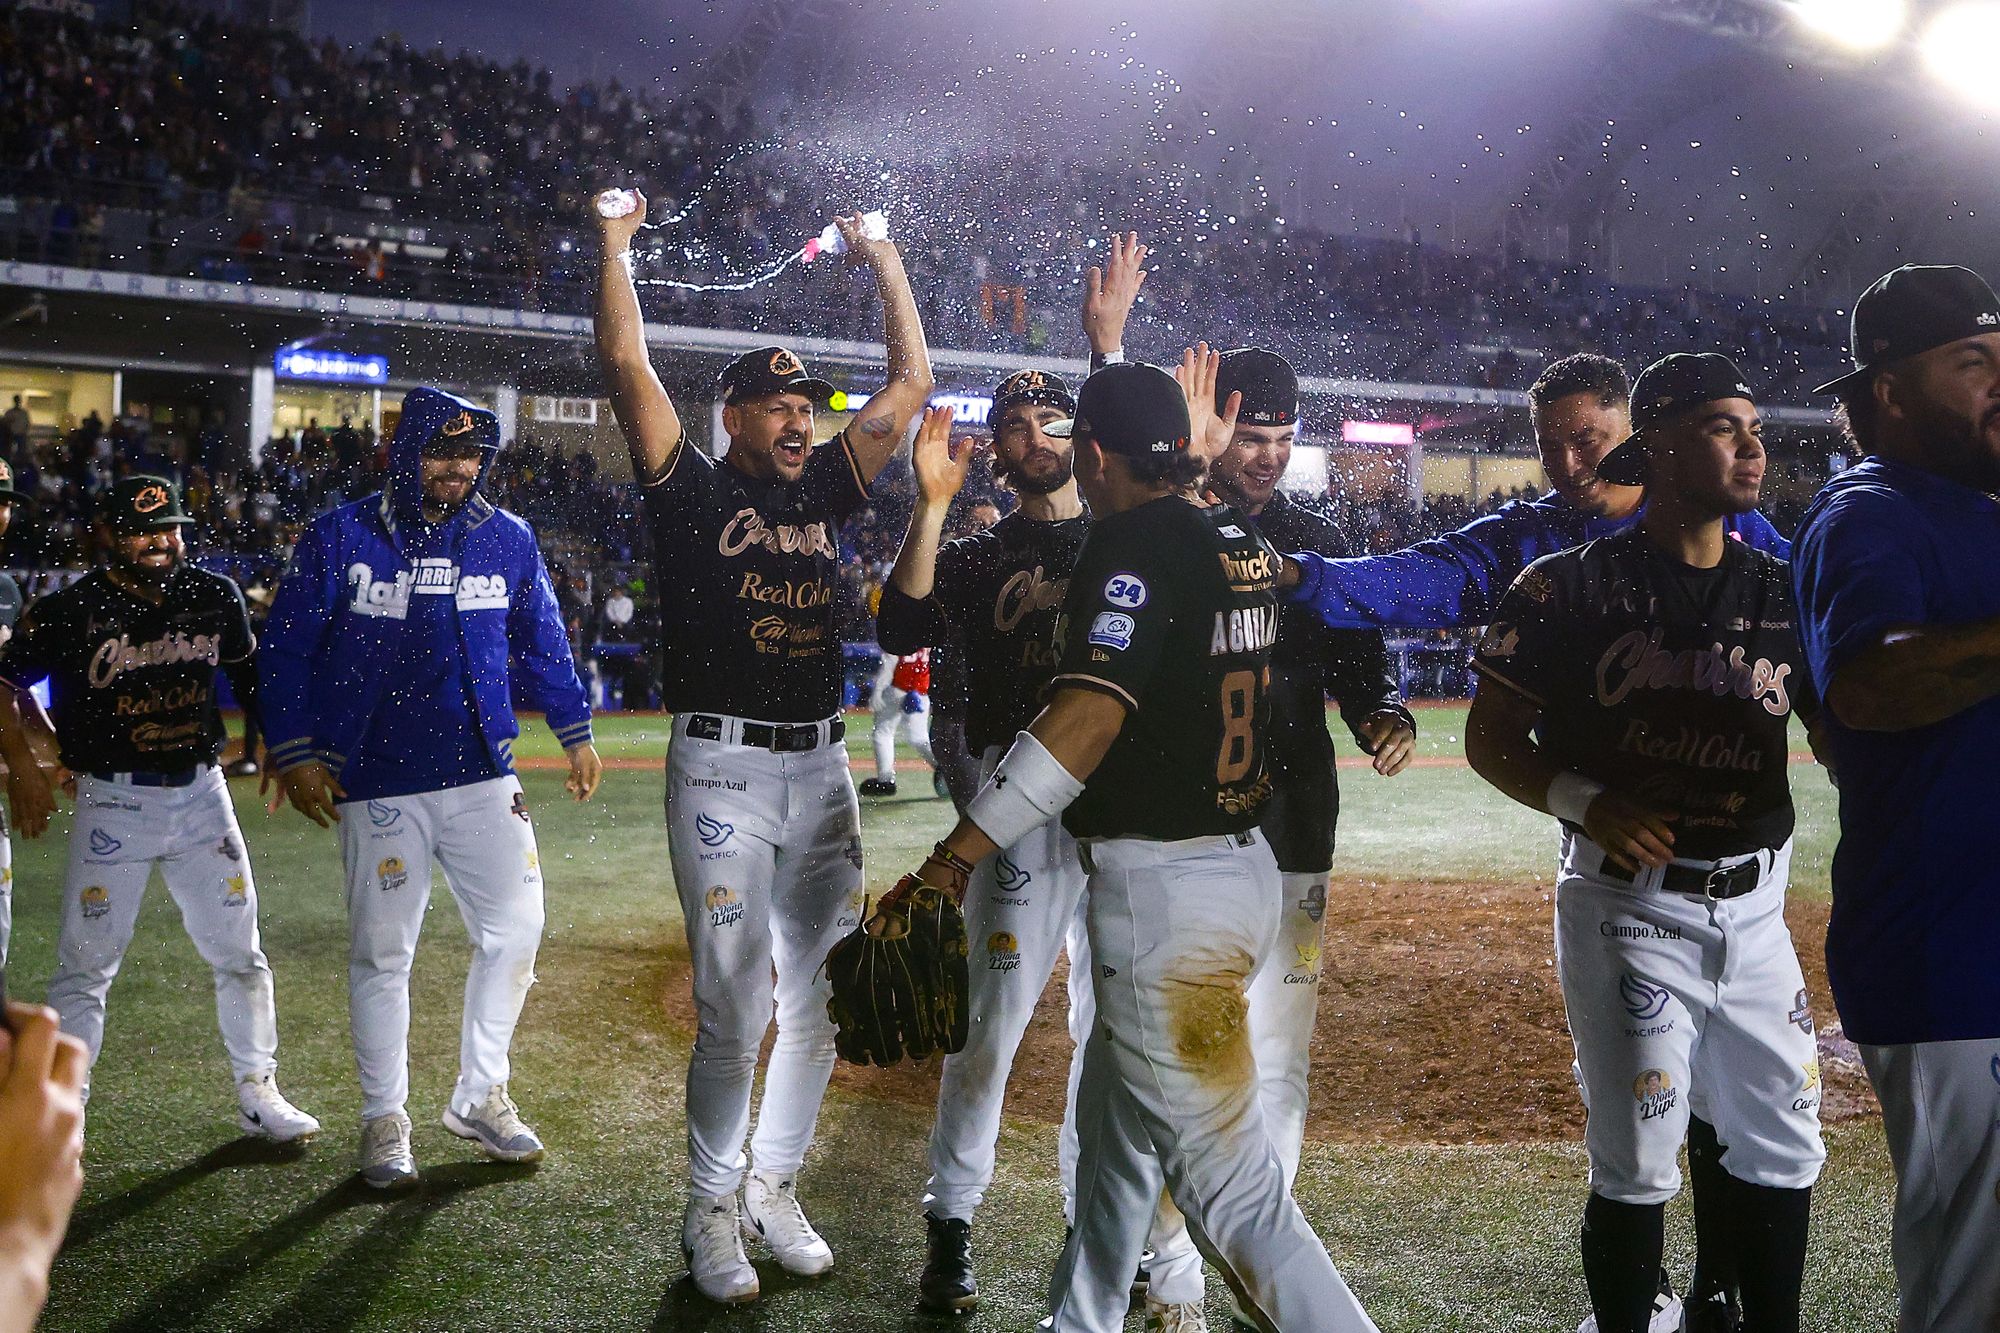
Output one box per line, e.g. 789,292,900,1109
1601,855,1763,899
683,714,845,753
87,766,204,788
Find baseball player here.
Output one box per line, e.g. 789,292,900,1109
858,649,940,797
0,475,317,1142
262,387,599,1189
0,460,23,966
1288,352,1790,634
893,355,1380,1333
1792,264,2000,1332
877,368,1095,1313
1462,355,1825,1333
1284,349,1782,1330
1140,347,1416,1330
593,191,933,1305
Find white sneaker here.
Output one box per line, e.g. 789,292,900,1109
1578,1291,1684,1333
237,1073,319,1143
1144,1297,1209,1333
442,1083,545,1163
741,1169,834,1276
683,1193,759,1305
359,1112,419,1191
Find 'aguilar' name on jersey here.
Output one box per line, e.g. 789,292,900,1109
643,430,870,722
877,511,1091,755
0,564,258,773
1472,529,1813,862
1053,497,1281,841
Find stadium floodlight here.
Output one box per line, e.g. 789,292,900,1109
1920,2,2000,108
1792,0,1908,51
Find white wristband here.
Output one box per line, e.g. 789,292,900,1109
1546,772,1606,825
966,731,1086,851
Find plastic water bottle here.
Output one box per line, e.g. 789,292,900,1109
595,189,641,220
803,210,889,262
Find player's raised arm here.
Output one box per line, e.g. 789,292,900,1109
886,406,975,604
1082,231,1149,367
592,188,685,485
834,211,934,483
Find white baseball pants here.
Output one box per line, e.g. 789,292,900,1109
1858,1036,2000,1333
871,684,936,782
666,716,862,1199
339,774,544,1121
47,767,279,1088
1556,835,1825,1204
1048,830,1377,1333
1146,868,1329,1305
923,746,1093,1224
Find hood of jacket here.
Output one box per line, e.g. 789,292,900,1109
382,386,501,538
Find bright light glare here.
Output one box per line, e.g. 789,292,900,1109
1795,0,1908,50
1921,3,2000,108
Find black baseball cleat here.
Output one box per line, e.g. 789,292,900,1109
1683,1290,1743,1333
918,1212,978,1314
859,777,898,797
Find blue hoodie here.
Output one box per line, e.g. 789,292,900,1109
259,387,591,798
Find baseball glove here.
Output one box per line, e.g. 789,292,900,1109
825,875,969,1067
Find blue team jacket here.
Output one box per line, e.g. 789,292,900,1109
1287,491,1791,629
259,387,592,779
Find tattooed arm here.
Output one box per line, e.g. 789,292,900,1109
834,210,934,484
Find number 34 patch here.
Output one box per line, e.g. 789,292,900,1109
1102,573,1148,609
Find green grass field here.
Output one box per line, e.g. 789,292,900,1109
13,708,1895,1331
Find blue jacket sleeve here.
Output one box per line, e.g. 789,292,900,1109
1729,508,1792,559
509,540,593,750
258,520,338,773
1285,505,1547,630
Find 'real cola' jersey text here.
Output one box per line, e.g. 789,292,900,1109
643,432,871,722
1472,529,1815,861
876,510,1091,755
0,564,256,773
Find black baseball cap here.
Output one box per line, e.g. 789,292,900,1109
1043,362,1191,458
991,368,1076,420
1216,347,1298,427
1596,354,1756,485
102,474,194,533
717,345,836,404
1815,265,2000,395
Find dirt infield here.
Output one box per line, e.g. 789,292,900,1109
656,877,1875,1146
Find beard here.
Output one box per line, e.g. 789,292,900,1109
113,544,180,585
1005,447,1074,495
1909,396,2000,489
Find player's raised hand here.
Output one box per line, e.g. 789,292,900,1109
1582,791,1679,872
1083,231,1150,356
1175,343,1242,467
565,742,603,802
832,209,895,268
271,760,344,827
911,405,979,507
1357,711,1417,777
592,186,649,253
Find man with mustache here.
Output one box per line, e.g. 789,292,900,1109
1463,356,1825,1333
874,233,1147,1315
1792,264,2000,1332
0,476,317,1144
594,191,933,1305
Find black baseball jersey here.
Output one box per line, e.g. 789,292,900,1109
877,511,1090,755
0,564,257,773
1473,530,1812,861
1053,496,1280,841
643,432,870,722
1251,490,1412,874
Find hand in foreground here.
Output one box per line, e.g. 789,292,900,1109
1173,342,1242,466
911,405,979,507
0,1001,87,1333
1582,791,1679,873
269,760,345,827
565,742,603,801
1083,231,1150,354
833,209,897,268
592,186,649,253
1356,711,1417,776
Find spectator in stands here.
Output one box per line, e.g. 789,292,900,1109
1,399,28,460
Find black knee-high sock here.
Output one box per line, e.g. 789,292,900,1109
1686,1115,1740,1309
1582,1193,1666,1333
1733,1180,1811,1333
